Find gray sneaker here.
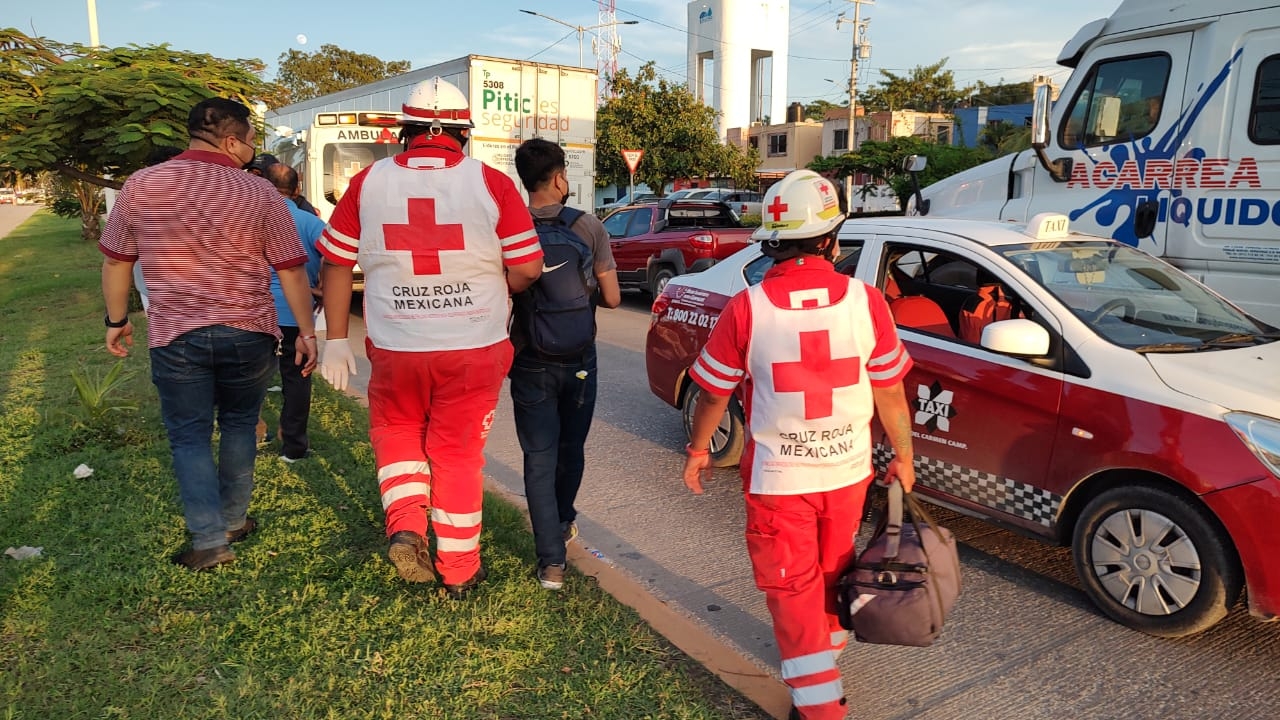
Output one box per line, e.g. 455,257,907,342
538,563,565,590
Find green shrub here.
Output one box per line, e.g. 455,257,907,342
67,359,137,435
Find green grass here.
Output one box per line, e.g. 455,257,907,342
0,213,770,720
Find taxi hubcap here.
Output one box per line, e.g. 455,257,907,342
1090,508,1202,616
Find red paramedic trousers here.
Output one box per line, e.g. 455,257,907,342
745,483,866,720
366,338,513,585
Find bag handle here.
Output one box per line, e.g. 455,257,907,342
883,481,904,559
876,436,948,561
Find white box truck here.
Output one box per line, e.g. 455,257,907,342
915,1,1280,325
265,55,598,220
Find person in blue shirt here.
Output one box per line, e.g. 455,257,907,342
264,163,325,462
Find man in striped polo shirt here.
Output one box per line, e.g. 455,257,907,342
682,170,916,720
101,97,319,572
317,77,542,599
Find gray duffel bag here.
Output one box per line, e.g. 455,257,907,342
837,481,961,647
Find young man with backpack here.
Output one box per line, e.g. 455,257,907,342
511,138,621,590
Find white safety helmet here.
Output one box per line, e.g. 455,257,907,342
399,76,474,129
751,169,845,243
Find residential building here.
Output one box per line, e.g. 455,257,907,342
726,119,824,184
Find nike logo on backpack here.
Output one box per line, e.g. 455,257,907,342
543,261,568,273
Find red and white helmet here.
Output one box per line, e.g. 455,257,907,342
399,76,474,129
751,169,845,243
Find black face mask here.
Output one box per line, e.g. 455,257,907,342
557,174,570,206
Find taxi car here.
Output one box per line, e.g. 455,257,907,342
645,213,1280,637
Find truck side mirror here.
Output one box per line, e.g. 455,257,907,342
1031,85,1052,148
902,155,930,215
1030,84,1073,183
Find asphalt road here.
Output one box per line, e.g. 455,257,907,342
333,291,1280,720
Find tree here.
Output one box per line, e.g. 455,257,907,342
596,62,758,193
804,99,844,122
274,45,410,107
859,58,966,113
977,121,1032,156
808,136,991,208
0,29,270,240
965,79,1035,107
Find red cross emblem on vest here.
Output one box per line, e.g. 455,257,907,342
767,196,789,222
382,197,465,275
771,330,861,419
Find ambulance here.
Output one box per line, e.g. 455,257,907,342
915,1,1280,326
266,55,599,221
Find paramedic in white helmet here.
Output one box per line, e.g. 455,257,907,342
316,76,543,600
682,169,917,720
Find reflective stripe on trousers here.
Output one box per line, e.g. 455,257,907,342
744,482,867,720
367,338,512,585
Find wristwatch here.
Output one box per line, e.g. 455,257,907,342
104,313,129,328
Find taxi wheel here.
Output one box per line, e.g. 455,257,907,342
681,384,744,468
1072,485,1242,637
651,267,677,297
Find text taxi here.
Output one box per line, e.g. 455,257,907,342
645,212,1280,637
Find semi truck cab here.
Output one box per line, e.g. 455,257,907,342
917,0,1280,326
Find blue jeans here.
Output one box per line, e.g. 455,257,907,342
509,346,598,568
151,326,276,550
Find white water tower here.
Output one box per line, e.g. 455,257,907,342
687,0,790,139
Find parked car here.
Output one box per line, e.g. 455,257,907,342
0,189,14,205
645,212,1280,638
595,190,658,217
685,188,764,218
602,198,756,295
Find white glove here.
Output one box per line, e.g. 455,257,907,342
318,338,358,391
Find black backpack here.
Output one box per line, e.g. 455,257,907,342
514,207,596,358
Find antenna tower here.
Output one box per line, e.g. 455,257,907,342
596,0,622,103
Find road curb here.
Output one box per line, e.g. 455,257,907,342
483,479,792,720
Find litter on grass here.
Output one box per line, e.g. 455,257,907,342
5,546,43,561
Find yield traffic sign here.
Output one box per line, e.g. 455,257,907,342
622,149,643,174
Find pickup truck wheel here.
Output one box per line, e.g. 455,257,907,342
651,267,677,296
1071,485,1241,637
682,383,744,468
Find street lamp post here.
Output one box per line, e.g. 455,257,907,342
518,9,638,69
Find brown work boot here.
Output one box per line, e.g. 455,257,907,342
172,545,236,571
444,565,487,600
226,517,257,544
387,531,435,583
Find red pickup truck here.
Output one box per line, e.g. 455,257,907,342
600,198,756,295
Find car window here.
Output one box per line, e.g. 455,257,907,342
668,205,736,228
625,208,654,237
1249,54,1280,144
882,243,1032,344
602,210,633,238
742,240,865,287
1000,241,1271,349
1060,53,1171,148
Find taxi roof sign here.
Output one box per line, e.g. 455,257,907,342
1024,213,1070,240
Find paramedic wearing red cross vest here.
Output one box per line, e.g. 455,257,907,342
684,170,917,720
317,77,542,599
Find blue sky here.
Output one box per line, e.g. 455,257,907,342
7,0,1122,106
